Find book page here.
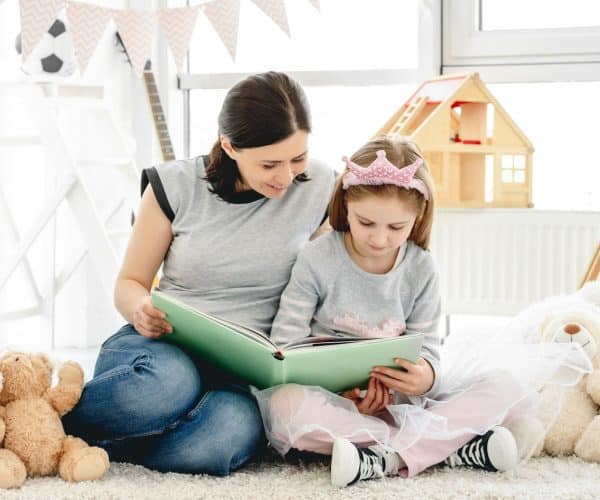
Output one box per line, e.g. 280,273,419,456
283,335,363,350
193,313,276,349
283,333,424,351
157,292,277,349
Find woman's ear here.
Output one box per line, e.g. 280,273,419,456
220,135,236,160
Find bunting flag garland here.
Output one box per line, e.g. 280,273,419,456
19,0,65,59
156,6,200,72
16,0,321,77
201,0,241,61
112,9,155,78
67,1,112,74
250,0,290,36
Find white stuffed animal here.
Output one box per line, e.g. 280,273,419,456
536,281,600,460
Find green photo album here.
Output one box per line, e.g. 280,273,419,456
152,290,424,393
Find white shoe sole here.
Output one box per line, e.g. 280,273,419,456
331,438,360,488
488,426,519,472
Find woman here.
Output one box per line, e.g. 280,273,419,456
62,72,336,475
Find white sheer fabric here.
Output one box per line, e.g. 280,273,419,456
254,304,592,474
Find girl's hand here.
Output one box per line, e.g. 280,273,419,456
341,377,391,415
132,295,173,338
370,357,434,397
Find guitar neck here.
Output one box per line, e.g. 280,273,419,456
143,70,175,162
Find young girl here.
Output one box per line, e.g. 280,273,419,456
254,137,590,487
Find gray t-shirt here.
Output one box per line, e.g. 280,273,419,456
142,156,335,333
271,231,442,396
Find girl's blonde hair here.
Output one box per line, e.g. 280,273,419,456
329,136,435,250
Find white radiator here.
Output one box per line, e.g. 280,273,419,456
430,209,600,316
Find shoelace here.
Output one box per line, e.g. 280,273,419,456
449,436,489,468
357,448,385,480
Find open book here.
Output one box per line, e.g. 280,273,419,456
152,290,424,393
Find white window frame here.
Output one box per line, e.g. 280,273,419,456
442,0,600,82
176,0,442,157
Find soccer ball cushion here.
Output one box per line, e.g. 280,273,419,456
15,17,76,77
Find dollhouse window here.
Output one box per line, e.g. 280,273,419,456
501,155,526,184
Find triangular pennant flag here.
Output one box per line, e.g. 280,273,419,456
156,6,199,72
201,0,241,61
112,9,155,78
250,0,289,36
19,0,65,60
307,0,320,12
67,1,112,74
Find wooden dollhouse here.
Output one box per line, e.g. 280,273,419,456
376,73,534,208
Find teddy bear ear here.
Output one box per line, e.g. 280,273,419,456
32,354,54,376
31,354,53,389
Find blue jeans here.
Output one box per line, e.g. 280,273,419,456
62,324,265,475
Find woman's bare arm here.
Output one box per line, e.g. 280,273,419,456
114,185,173,336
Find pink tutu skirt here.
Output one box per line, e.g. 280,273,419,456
253,307,592,475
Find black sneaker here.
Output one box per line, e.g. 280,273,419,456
443,426,518,472
331,438,399,488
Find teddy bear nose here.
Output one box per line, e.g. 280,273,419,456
15,356,19,361
564,324,581,335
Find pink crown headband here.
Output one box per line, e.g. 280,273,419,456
341,150,429,200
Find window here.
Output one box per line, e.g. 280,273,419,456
188,0,419,74
443,0,600,82
441,1,600,210
480,0,600,30
188,84,416,171
178,0,440,161
176,0,600,210
488,81,600,210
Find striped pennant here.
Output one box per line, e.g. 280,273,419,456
156,6,199,72
112,9,155,78
201,0,241,61
250,0,290,36
307,0,320,12
67,1,112,74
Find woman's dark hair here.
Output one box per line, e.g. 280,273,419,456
205,72,311,201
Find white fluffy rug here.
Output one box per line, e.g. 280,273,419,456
23,317,593,499
2,455,599,499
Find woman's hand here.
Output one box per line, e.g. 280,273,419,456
341,377,391,415
132,295,173,338
370,357,434,397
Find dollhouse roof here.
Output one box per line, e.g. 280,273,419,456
379,73,533,151
404,75,467,106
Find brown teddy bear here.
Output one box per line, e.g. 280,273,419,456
0,352,109,488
